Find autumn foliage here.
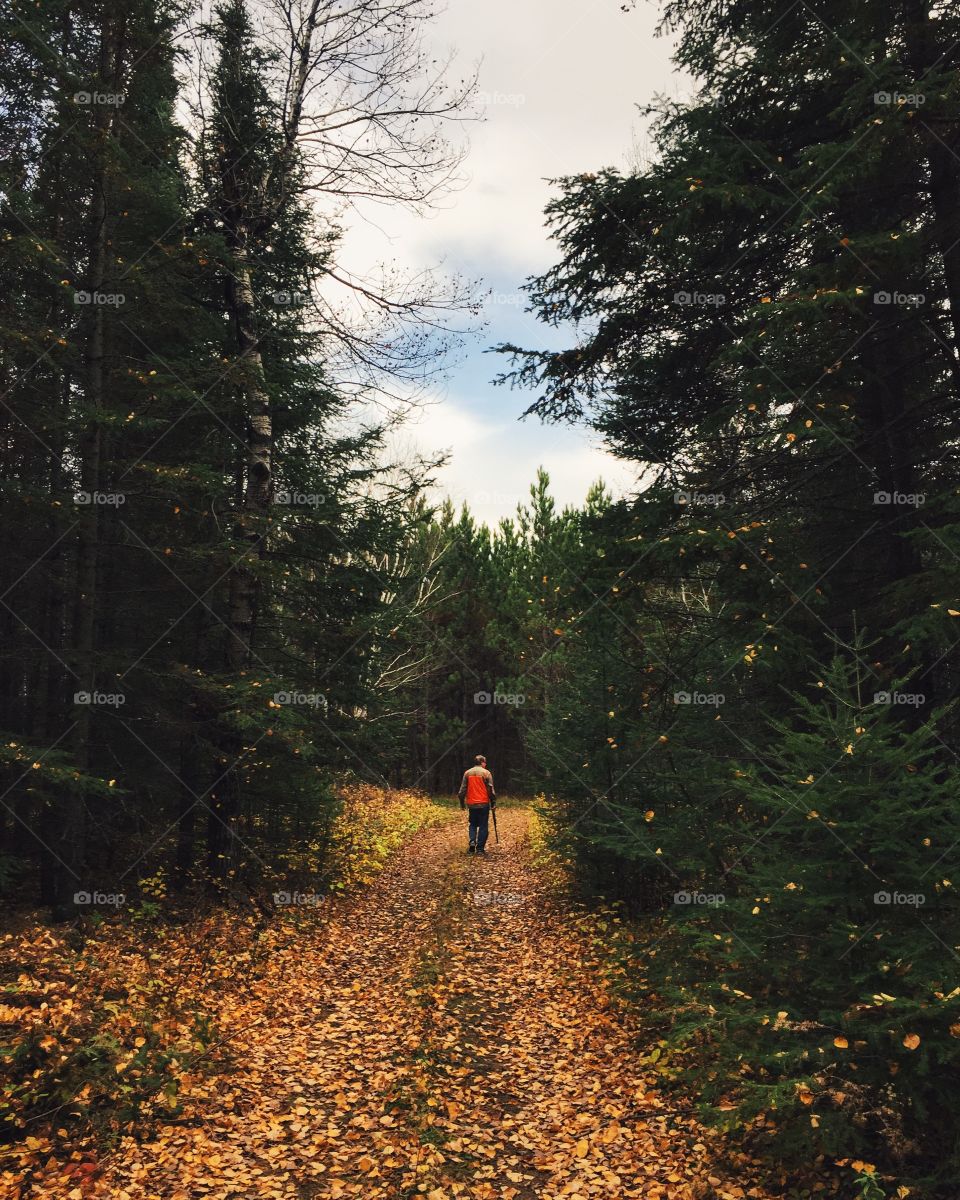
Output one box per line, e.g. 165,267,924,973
3,806,795,1200
0,783,439,1192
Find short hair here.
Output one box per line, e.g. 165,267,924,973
474,754,486,765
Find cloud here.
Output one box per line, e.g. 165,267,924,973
336,0,678,522
402,396,639,526
342,0,679,274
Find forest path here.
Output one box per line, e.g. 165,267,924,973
100,807,770,1200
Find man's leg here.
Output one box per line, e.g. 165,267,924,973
475,805,490,853
468,807,478,851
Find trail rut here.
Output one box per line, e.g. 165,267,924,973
100,808,773,1200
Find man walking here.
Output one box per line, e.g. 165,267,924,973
459,754,496,854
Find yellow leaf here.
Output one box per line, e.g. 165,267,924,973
903,1033,920,1050
574,1137,589,1158
834,1035,849,1049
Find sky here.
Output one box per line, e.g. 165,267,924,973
342,0,682,525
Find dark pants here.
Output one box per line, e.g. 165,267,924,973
467,803,490,851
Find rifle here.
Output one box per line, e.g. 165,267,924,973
491,806,499,844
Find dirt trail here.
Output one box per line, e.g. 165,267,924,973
100,808,773,1200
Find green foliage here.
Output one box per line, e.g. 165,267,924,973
644,646,960,1177
0,0,426,907
490,2,960,1192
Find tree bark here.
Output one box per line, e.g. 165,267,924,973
225,235,272,673
55,24,120,918
209,233,273,884
904,0,960,372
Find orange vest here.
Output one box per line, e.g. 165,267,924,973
465,771,490,805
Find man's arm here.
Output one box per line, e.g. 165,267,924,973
458,772,467,808
485,771,496,806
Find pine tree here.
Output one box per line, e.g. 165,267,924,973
496,0,960,1185
659,640,960,1182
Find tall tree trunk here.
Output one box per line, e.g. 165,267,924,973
175,734,201,890
37,376,71,908
55,26,119,918
226,235,272,670
904,0,960,374
35,9,76,907
209,233,273,884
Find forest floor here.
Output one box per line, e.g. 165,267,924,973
56,805,791,1200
